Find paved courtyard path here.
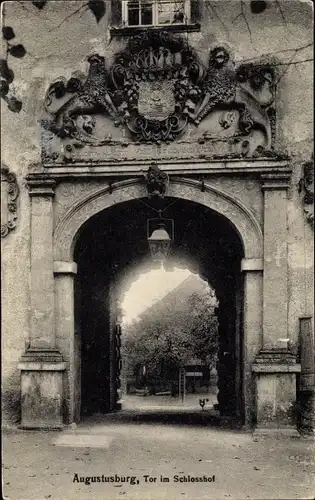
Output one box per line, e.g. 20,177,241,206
122,392,218,411
2,415,315,500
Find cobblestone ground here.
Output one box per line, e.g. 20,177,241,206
2,413,315,500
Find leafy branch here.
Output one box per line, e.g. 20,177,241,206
55,3,89,29
32,1,48,9
240,42,313,84
0,22,25,112
204,2,229,38
232,1,252,42
1,1,107,113
50,0,106,30
241,43,313,63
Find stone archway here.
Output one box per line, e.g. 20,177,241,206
53,178,263,425
54,178,263,262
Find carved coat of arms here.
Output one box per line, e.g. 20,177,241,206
43,30,277,151
138,81,175,121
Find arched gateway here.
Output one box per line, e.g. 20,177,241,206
53,178,262,423
54,179,262,261
18,27,301,435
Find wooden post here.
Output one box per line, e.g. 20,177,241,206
299,316,315,391
299,316,315,432
179,367,186,402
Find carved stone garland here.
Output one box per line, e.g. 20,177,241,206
1,165,19,238
43,30,277,150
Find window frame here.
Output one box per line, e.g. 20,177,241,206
122,0,191,28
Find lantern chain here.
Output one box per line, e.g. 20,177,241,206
137,198,178,217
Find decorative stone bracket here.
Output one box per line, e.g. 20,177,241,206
145,163,169,198
1,165,19,238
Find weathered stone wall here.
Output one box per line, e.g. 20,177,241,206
1,0,313,425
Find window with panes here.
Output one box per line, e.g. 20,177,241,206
122,1,191,27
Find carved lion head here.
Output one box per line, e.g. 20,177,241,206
78,115,96,135
209,47,230,68
87,54,105,66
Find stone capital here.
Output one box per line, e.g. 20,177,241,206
252,363,301,373
253,348,299,367
241,258,263,272
19,348,64,364
27,177,56,197
54,261,78,275
260,172,291,190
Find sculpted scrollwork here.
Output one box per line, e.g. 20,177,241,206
299,155,314,227
1,165,19,238
43,30,277,158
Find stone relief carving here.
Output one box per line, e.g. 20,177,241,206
145,163,169,198
54,180,103,229
299,155,314,226
43,54,117,141
42,30,277,162
1,165,19,238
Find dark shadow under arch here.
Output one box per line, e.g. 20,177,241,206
74,196,245,421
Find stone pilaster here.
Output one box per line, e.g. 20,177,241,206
241,258,263,426
54,261,78,424
261,173,290,349
252,172,301,435
28,178,56,349
18,177,66,429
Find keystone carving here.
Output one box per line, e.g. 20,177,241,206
1,165,19,238
145,163,169,198
43,30,276,156
299,155,314,226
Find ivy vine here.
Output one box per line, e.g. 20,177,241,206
0,24,25,112
87,0,106,23
250,1,267,14
0,0,106,113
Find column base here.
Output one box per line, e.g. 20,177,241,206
18,423,65,430
18,349,66,429
252,350,301,432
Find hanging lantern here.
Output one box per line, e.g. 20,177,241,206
147,219,174,263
